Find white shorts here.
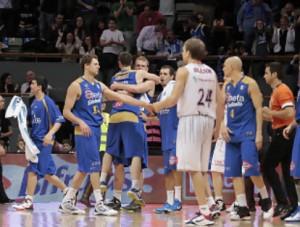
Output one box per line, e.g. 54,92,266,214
210,138,226,173
176,115,214,172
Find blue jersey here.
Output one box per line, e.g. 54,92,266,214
225,76,256,142
72,77,103,127
110,70,141,116
157,81,179,151
30,95,65,142
296,89,300,121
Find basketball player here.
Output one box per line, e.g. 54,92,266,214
283,86,300,222
221,56,273,220
60,54,152,215
13,77,68,210
153,65,182,213
153,38,223,225
103,56,156,211
99,52,160,208
262,62,298,219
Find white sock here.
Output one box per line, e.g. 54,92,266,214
236,194,247,207
113,190,122,201
132,180,139,189
199,204,210,216
25,195,33,202
258,186,268,199
215,196,223,201
167,190,174,205
174,186,182,202
94,189,103,203
207,196,215,207
63,187,77,202
100,172,108,183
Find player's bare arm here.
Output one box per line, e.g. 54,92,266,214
153,67,188,112
248,79,263,150
111,80,155,95
101,82,153,113
63,81,91,136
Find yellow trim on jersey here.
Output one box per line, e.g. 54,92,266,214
109,111,139,123
241,76,254,85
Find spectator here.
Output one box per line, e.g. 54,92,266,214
281,2,296,25
112,0,135,52
47,14,67,51
93,18,106,48
188,14,210,47
39,0,58,40
136,2,164,33
237,0,272,53
295,15,300,53
100,17,125,85
157,30,182,59
0,96,12,149
251,19,271,56
0,73,19,93
159,0,175,29
272,16,295,54
16,137,25,153
173,19,190,42
55,31,82,63
77,0,97,33
210,18,230,54
79,35,96,59
71,16,86,42
136,18,166,55
20,70,35,94
17,2,38,38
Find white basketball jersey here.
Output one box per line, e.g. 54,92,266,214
177,63,217,119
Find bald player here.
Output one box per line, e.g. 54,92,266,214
221,56,273,220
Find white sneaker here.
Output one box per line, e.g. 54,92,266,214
94,202,118,216
59,200,86,215
263,207,274,220
284,209,300,222
185,212,214,226
13,198,33,210
226,201,238,213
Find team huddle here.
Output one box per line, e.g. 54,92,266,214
10,38,300,226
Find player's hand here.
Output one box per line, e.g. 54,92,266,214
262,106,272,121
43,132,54,146
110,83,119,91
212,126,220,142
220,123,231,142
79,120,91,137
255,134,263,151
152,102,161,113
283,123,295,139
143,103,154,116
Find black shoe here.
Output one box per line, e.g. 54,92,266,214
215,199,226,211
122,200,142,212
105,197,121,211
280,205,298,220
230,206,251,220
273,204,289,217
260,198,272,212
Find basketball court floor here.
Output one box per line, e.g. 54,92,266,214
0,203,299,227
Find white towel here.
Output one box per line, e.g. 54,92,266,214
6,96,40,163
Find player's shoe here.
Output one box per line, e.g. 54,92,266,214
230,206,251,221
12,197,33,211
94,201,118,216
284,206,300,222
59,199,86,215
185,212,214,226
127,188,145,206
105,197,121,211
122,200,142,212
172,199,182,211
260,198,273,220
215,199,226,211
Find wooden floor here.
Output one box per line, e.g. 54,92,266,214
0,203,299,227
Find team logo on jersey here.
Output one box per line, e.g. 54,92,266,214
84,83,89,88
240,85,244,90
242,161,252,172
230,109,234,118
85,90,94,99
